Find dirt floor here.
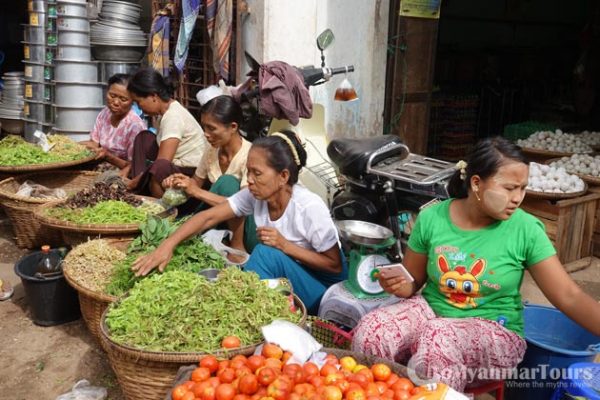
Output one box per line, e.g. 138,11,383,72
0,211,599,400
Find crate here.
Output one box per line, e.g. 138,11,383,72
588,187,600,258
521,192,600,264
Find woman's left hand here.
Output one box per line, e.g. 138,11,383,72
257,226,289,252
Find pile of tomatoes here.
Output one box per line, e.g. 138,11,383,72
171,343,426,400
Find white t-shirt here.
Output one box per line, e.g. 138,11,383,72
156,100,207,167
228,185,339,253
195,137,251,186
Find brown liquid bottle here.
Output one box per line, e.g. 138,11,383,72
36,245,61,276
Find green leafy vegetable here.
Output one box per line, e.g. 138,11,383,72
46,200,149,224
0,135,92,166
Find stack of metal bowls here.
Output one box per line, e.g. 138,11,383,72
22,0,57,139
91,0,146,62
0,72,25,134
54,0,103,140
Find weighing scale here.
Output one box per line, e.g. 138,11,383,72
337,220,397,299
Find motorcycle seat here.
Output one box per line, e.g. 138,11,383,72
327,135,404,178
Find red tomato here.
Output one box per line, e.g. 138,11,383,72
171,384,189,400
215,383,236,400
181,392,195,400
261,343,284,360
218,367,236,384
222,336,242,349
192,367,212,382
239,374,259,395
267,377,293,400
200,355,220,373
391,378,414,393
393,389,410,400
257,366,278,386
247,355,266,372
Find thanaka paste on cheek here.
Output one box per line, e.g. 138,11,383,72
483,189,510,214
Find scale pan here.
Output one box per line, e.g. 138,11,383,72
336,220,394,246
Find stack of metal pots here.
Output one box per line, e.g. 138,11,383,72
54,0,103,141
22,0,58,139
91,0,146,64
0,72,26,135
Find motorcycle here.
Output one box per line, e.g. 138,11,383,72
327,134,456,260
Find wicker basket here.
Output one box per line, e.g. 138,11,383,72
0,170,99,248
0,152,97,173
34,199,177,246
100,295,307,400
62,239,131,349
166,348,409,399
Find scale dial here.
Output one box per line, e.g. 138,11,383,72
355,254,390,294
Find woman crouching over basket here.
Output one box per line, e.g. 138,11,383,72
132,130,348,313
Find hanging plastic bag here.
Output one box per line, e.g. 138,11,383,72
201,229,250,266
16,180,67,199
160,188,188,208
55,380,107,400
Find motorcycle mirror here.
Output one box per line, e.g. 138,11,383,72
316,29,335,51
244,51,261,73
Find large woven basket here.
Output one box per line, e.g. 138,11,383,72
0,170,98,248
34,198,176,246
0,152,97,173
166,348,409,399
62,239,131,349
100,294,307,400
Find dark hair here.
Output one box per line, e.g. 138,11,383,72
252,130,307,185
200,95,243,126
447,136,528,198
107,73,130,87
127,67,175,101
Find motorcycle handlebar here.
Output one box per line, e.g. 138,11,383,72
301,65,355,86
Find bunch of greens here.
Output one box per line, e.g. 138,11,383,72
0,135,92,166
46,200,149,224
105,268,302,352
105,216,227,296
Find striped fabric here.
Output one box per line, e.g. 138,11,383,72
147,15,170,76
174,0,201,73
206,0,233,80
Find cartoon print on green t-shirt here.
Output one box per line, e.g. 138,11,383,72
437,254,486,309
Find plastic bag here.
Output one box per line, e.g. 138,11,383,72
33,130,55,153
161,188,188,208
260,320,322,364
16,180,67,199
55,380,107,400
201,229,250,266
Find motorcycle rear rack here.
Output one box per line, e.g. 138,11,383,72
365,143,455,197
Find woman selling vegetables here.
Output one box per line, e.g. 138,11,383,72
133,130,348,313
125,68,207,198
162,95,256,253
352,137,600,392
81,73,146,174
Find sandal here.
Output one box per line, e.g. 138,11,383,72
0,279,14,301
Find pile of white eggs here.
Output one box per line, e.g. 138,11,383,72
579,130,600,146
549,154,600,177
517,130,593,153
527,162,586,193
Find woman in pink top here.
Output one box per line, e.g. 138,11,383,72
82,74,146,175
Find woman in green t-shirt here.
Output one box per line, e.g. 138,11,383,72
352,137,600,392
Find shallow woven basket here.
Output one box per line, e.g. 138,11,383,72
100,294,307,400
0,152,97,173
166,348,409,399
34,198,176,246
62,239,131,349
0,170,99,248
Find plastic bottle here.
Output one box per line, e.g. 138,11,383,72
36,245,61,276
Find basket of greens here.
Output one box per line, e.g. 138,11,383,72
100,268,306,400
34,182,176,246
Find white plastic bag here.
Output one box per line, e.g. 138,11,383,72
55,380,107,400
261,320,322,364
33,130,55,153
201,229,250,265
16,180,67,199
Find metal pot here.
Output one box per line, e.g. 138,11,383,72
54,60,99,82
24,100,54,124
58,30,90,46
23,62,53,82
24,80,53,102
22,43,55,63
0,118,24,135
53,106,103,131
29,12,47,28
56,1,87,17
91,44,145,62
57,45,91,61
100,61,139,81
57,16,90,32
54,81,104,107
23,25,46,44
29,0,47,13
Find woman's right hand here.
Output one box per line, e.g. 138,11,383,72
131,242,174,276
162,173,185,189
377,271,414,298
